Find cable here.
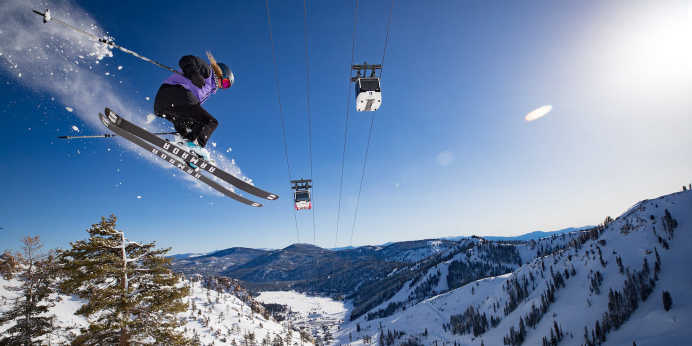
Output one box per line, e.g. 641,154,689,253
349,112,376,245
348,0,395,245
335,0,360,248
265,0,300,242
379,0,395,78
294,212,300,243
303,0,317,245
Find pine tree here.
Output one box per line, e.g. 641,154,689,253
662,291,672,311
58,215,190,345
0,236,57,345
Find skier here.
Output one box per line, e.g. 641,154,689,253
153,53,234,162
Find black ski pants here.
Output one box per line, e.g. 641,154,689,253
154,84,218,148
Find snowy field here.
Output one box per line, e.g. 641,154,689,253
257,290,349,344
1,278,311,345
257,291,348,316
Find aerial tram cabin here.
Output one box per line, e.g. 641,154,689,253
351,63,382,112
290,179,313,211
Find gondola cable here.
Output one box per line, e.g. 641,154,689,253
349,0,395,246
303,0,317,244
265,0,301,243
335,0,360,248
349,112,376,245
379,0,395,78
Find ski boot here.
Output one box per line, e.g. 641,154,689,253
168,135,214,169
185,140,215,169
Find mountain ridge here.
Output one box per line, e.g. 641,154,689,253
334,190,692,345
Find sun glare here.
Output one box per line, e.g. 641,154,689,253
602,1,691,92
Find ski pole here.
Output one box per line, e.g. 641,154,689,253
32,9,182,76
58,131,178,140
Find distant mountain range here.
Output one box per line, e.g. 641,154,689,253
169,191,692,344
171,227,591,258
170,227,589,295
442,226,594,242
171,239,461,293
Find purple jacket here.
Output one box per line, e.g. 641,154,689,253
163,71,217,104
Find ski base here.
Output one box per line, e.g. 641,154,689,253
99,112,262,207
104,108,279,201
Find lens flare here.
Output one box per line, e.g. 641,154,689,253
525,105,552,122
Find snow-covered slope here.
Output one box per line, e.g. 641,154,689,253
336,190,692,345
0,276,310,345
375,239,460,263
0,278,87,343
180,281,311,345
257,291,348,344
348,231,595,322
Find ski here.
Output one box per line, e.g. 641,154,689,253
102,108,279,201
98,112,263,207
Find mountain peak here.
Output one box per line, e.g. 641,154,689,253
283,243,325,252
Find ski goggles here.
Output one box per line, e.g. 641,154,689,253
221,78,232,89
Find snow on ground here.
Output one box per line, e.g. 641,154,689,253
258,291,348,316
384,240,458,263
181,282,310,345
334,190,692,345
1,276,306,345
257,290,348,343
1,277,87,344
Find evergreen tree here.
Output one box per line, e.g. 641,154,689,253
662,291,672,311
271,334,284,346
0,236,57,346
58,215,190,345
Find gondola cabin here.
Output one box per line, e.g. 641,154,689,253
291,179,313,211
351,62,383,112
294,190,312,210
354,77,382,112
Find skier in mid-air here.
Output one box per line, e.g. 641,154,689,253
154,52,234,162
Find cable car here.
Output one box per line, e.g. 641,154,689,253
291,179,312,211
351,63,382,112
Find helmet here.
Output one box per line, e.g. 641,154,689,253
217,63,234,88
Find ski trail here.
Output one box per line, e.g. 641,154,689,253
423,301,446,321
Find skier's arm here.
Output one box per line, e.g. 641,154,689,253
206,51,224,87
179,55,211,88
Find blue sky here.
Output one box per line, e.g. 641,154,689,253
0,0,690,254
